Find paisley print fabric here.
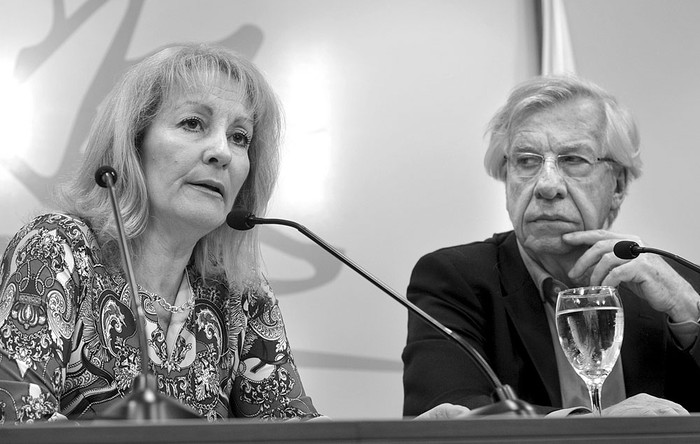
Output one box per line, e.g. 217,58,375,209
0,213,319,423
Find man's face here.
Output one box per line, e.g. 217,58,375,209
505,97,624,260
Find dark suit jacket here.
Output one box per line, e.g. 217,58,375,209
402,231,700,416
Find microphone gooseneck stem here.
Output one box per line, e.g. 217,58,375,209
642,247,700,275
249,216,508,400
102,174,151,381
96,167,201,419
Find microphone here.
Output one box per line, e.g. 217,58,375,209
95,165,117,188
95,166,200,420
227,207,536,417
613,240,700,274
613,240,644,260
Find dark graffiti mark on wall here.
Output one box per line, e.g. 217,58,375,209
259,226,346,294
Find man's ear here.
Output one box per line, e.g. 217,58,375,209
611,167,627,210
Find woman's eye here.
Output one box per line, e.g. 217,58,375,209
229,130,251,148
181,117,203,132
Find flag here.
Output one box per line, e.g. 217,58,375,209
541,0,577,75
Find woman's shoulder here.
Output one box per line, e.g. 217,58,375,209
3,212,101,267
20,212,95,238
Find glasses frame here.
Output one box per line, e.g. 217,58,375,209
503,152,617,179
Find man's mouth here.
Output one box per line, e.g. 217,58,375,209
535,216,566,222
530,214,573,223
527,216,578,229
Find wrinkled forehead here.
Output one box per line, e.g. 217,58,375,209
509,97,606,149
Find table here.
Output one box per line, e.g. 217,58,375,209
3,415,700,443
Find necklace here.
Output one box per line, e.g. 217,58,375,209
153,271,195,314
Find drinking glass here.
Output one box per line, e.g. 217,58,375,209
555,286,624,415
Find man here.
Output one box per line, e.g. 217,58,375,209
402,75,700,417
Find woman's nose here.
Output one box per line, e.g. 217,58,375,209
203,131,232,168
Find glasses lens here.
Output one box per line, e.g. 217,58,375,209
557,154,595,177
510,153,543,177
508,153,601,178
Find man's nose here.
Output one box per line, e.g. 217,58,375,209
534,157,567,199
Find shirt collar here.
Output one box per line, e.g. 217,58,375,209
516,240,568,303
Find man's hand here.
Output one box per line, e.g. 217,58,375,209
601,393,689,416
563,230,700,323
412,403,472,420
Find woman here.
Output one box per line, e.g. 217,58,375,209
0,44,319,422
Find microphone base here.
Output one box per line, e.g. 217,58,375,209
100,375,202,421
467,399,538,417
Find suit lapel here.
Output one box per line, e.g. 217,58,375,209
619,284,666,397
497,233,562,407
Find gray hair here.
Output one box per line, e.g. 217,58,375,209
484,75,642,187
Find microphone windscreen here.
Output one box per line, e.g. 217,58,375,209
613,240,640,259
226,207,255,230
95,166,117,188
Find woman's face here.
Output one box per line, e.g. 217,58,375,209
140,73,252,239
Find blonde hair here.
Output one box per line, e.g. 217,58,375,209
56,43,282,287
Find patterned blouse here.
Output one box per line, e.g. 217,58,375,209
0,213,319,423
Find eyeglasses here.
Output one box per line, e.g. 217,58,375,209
504,152,616,179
